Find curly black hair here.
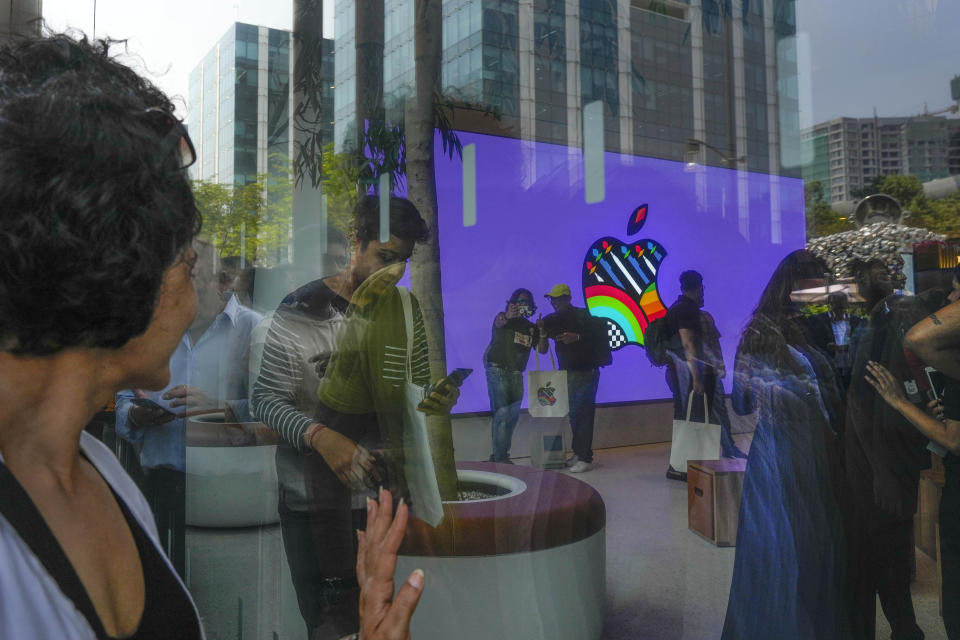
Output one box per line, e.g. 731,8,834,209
0,33,201,355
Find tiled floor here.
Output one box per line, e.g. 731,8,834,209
563,442,947,640
187,441,948,639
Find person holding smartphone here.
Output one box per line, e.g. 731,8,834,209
115,239,262,577
251,197,459,639
483,289,538,463
866,302,960,639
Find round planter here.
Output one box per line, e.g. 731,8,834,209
185,413,280,527
397,462,606,640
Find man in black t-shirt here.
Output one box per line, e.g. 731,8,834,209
483,288,538,462
664,271,745,481
537,284,605,473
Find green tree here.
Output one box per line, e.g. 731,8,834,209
191,158,296,266
805,180,852,238
855,174,960,237
319,141,361,234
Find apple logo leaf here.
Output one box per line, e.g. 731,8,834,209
627,204,648,236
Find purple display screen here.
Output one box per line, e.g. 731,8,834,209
417,131,805,413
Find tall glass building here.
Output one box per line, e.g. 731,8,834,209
333,0,800,177
188,22,335,186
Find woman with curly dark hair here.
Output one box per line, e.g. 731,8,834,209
0,33,205,638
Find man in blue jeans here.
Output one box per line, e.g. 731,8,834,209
537,284,607,473
483,289,539,462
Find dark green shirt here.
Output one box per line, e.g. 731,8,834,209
483,315,537,372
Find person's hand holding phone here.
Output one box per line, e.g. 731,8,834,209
128,396,180,428
928,398,945,420
417,368,471,416
418,380,461,416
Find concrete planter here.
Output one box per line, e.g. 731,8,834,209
397,462,606,640
185,414,280,527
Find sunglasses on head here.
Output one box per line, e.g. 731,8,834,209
143,107,197,170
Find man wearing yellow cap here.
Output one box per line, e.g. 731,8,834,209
537,284,609,472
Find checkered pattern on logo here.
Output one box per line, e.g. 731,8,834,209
606,321,627,349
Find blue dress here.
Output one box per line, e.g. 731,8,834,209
721,346,853,639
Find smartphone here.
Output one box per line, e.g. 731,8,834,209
926,367,947,403
419,368,473,410
130,397,178,419
923,367,950,458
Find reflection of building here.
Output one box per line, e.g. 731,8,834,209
802,115,960,203
1,0,41,43
333,0,800,177
188,23,335,185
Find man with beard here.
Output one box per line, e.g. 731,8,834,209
845,258,931,640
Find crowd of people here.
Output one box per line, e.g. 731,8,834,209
720,252,960,640
1,31,959,640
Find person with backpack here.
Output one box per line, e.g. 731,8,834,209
537,284,611,472
663,271,746,481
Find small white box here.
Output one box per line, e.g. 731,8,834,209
531,429,566,469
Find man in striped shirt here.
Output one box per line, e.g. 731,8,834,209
250,196,453,639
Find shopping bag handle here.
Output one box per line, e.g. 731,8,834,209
534,343,558,371
685,391,709,423
398,287,415,383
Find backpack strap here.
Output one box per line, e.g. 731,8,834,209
0,462,109,638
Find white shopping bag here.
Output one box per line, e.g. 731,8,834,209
527,348,569,418
398,287,443,527
668,392,721,473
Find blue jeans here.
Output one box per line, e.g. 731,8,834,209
567,369,600,463
486,366,524,462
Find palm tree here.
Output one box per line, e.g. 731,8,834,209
291,0,325,268
407,0,459,501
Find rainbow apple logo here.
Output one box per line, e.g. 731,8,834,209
582,204,668,350
537,382,558,406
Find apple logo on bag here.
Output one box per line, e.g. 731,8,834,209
582,204,668,351
537,382,557,406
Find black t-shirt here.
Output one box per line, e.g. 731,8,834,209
483,315,537,371
666,295,702,357
282,278,350,318
542,307,599,371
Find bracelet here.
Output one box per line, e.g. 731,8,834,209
304,423,326,449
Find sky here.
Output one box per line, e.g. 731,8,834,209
795,0,960,124
42,0,959,127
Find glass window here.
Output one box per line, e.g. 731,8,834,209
21,3,960,640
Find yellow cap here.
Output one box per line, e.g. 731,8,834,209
544,283,572,298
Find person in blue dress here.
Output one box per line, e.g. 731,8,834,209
721,250,853,639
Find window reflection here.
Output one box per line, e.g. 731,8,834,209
7,0,960,638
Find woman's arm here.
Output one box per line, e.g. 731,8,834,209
904,299,960,380
865,361,960,455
